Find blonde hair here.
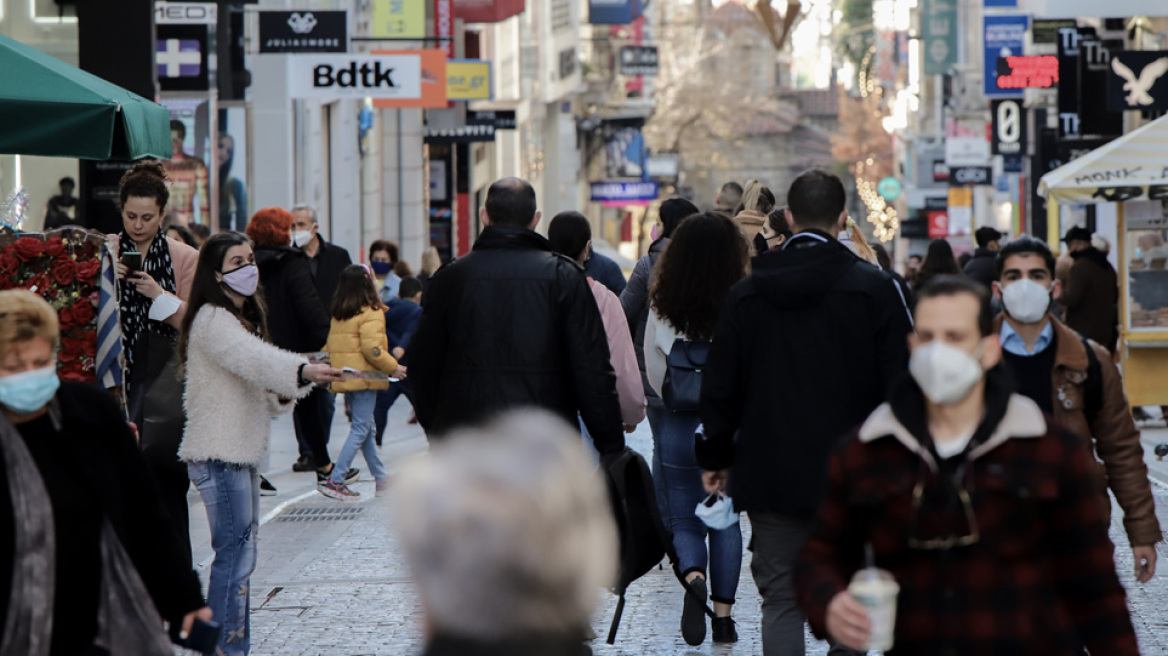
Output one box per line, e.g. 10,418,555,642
0,289,60,358
740,180,775,214
845,217,878,264
420,246,442,276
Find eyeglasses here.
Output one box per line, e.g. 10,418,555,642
907,480,980,550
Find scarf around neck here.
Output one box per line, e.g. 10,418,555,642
118,231,178,390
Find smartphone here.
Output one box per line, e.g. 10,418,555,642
168,618,222,655
121,251,143,272
342,367,390,382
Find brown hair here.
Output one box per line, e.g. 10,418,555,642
369,239,399,264
331,264,386,321
118,160,170,211
0,290,59,358
649,213,749,340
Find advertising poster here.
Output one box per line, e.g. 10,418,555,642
161,97,215,228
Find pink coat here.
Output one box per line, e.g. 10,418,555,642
110,234,199,300
590,278,646,426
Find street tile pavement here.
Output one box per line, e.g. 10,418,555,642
238,414,1168,655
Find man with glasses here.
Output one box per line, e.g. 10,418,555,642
794,276,1138,655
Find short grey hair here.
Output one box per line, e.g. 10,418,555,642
289,203,318,224
394,410,617,640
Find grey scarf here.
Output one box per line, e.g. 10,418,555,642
0,405,173,656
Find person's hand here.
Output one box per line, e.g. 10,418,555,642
1133,545,1158,583
303,364,344,384
180,606,214,640
129,271,163,299
391,346,405,360
826,591,871,650
392,365,408,380
702,469,729,494
114,260,128,281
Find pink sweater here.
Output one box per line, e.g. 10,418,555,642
590,278,647,426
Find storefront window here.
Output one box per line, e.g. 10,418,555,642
1126,204,1168,330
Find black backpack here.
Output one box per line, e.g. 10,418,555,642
662,338,711,413
601,447,715,644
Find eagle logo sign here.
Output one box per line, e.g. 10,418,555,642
287,12,319,35
1112,57,1168,106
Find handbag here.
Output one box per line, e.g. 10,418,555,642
126,330,186,470
661,337,711,413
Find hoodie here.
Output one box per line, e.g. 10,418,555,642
697,231,913,512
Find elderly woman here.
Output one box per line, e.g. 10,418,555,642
0,289,210,655
395,410,616,656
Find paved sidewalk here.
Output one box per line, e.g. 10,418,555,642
185,405,1168,655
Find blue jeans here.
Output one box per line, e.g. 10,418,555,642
373,380,413,445
653,408,742,604
188,460,258,656
646,401,668,520
333,390,388,484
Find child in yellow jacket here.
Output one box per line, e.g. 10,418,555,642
320,265,406,500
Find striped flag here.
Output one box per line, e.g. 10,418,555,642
96,243,123,389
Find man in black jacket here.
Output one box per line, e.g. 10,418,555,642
698,169,912,655
409,178,625,454
963,226,1002,288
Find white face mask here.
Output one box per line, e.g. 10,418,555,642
694,493,739,530
1001,278,1051,324
292,229,314,248
909,341,985,405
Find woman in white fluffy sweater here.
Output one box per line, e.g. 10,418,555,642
178,232,343,656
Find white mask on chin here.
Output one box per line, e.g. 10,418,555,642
909,341,985,405
1001,279,1052,324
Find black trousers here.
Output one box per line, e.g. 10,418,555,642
293,385,335,466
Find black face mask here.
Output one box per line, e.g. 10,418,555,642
753,232,771,256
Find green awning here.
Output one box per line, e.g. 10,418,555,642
0,34,172,161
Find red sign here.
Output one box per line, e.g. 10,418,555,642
927,210,949,238
435,0,454,59
453,0,525,24
996,55,1059,90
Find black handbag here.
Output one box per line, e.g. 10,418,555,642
126,330,186,471
661,338,711,413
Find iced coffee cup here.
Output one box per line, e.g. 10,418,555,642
848,567,899,651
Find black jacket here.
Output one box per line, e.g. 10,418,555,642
963,247,998,288
308,236,353,312
256,245,331,353
698,231,913,513
408,225,625,453
0,383,205,652
619,237,667,402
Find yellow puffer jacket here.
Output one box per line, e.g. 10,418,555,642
325,306,399,393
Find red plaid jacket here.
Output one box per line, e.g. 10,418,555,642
794,388,1138,656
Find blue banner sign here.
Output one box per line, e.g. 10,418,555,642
590,181,658,202
589,0,641,25
984,15,1030,97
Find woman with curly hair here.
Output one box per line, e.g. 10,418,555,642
645,212,749,646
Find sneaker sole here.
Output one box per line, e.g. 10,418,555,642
259,490,277,497
316,470,361,484
317,485,361,501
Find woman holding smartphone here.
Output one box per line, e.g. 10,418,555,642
112,160,201,570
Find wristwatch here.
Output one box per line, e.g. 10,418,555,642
297,362,311,387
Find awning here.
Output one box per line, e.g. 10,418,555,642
1038,113,1168,205
0,34,173,160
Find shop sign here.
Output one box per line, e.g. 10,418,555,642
619,45,658,76
468,110,517,130
932,160,949,182
155,1,216,25
446,60,492,101
927,210,949,238
157,24,209,92
877,177,902,201
645,153,679,178
1107,51,1168,111
455,0,525,24
590,0,641,25
590,181,658,202
922,0,957,75
1032,19,1076,45
435,0,454,59
371,0,425,39
992,99,1026,156
259,11,347,53
290,54,422,100
995,55,1058,89
372,50,447,108
945,137,990,167
949,166,993,186
984,15,1029,98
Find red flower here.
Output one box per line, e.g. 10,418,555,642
50,256,76,286
59,337,83,363
43,239,66,258
71,301,96,327
10,237,45,262
74,259,101,282
81,337,97,358
25,273,49,293
58,306,75,328
0,252,17,275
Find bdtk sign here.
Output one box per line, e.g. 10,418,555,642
289,54,422,99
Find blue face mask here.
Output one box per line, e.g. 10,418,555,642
0,366,60,414
694,493,739,530
370,261,392,276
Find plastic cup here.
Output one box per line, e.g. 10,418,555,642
848,567,899,651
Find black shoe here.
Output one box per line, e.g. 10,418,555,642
316,466,360,484
711,617,737,643
681,575,708,646
259,476,277,497
292,456,317,472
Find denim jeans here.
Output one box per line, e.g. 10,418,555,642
187,460,258,656
654,408,742,604
333,389,388,484
373,380,414,445
645,401,668,519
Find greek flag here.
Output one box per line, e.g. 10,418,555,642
96,244,123,389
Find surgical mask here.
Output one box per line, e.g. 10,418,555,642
1136,247,1144,260
909,341,985,405
1001,278,1051,324
221,263,259,297
0,366,60,414
695,493,739,530
370,261,392,276
292,230,314,248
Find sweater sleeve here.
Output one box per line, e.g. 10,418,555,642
561,265,625,454
620,257,651,328
644,310,671,398
595,283,646,425
359,310,399,374
194,307,312,399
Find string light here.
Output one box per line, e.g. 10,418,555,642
851,46,898,243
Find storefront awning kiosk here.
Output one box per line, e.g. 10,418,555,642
1039,113,1168,405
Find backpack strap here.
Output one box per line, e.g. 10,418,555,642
1082,337,1104,427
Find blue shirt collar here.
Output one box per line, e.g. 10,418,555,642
1000,319,1053,356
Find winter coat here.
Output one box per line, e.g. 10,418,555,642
591,278,645,426
963,247,999,288
255,244,330,353
620,237,667,403
408,225,625,454
698,231,913,513
180,305,313,465
795,372,1138,656
384,297,423,358
993,315,1161,546
326,306,399,393
1061,247,1119,350
307,236,353,312
732,209,767,242
584,250,627,296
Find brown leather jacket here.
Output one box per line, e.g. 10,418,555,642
995,315,1162,546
